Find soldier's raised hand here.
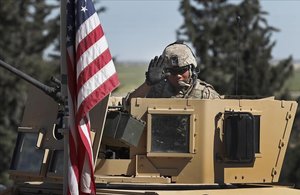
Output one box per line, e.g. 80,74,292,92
145,55,170,86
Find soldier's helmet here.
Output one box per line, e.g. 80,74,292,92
163,42,197,69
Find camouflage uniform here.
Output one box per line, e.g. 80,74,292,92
127,42,220,102
186,79,220,99
147,78,220,99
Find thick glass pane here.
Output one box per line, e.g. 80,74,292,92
10,132,44,172
49,150,64,174
151,114,190,153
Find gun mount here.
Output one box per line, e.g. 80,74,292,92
0,59,65,104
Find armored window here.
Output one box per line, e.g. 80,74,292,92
147,108,195,157
48,150,64,175
10,129,44,173
223,112,258,163
151,114,190,153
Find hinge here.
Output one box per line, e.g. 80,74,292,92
271,168,278,177
286,112,292,120
278,139,285,149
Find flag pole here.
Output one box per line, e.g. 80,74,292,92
60,0,68,194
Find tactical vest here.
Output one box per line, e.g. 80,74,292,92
147,79,220,99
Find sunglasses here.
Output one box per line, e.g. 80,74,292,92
165,65,190,75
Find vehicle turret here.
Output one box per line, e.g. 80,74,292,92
0,60,299,195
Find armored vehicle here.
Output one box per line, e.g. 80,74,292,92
0,60,299,195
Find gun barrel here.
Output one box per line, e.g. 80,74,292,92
0,59,65,104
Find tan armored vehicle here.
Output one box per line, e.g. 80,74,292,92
0,59,299,195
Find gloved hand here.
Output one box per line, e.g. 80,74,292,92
145,56,170,86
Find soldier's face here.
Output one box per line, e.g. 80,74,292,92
167,69,190,88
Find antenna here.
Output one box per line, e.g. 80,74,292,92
235,15,241,95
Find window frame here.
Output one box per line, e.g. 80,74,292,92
222,111,262,163
146,108,195,158
9,127,49,179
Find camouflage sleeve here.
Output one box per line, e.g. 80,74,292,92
202,86,221,99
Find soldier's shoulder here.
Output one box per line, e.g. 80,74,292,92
196,79,215,89
193,79,220,99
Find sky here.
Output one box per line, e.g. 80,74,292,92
99,0,300,62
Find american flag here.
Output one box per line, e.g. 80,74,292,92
66,0,119,194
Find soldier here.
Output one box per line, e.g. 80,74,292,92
126,41,220,102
